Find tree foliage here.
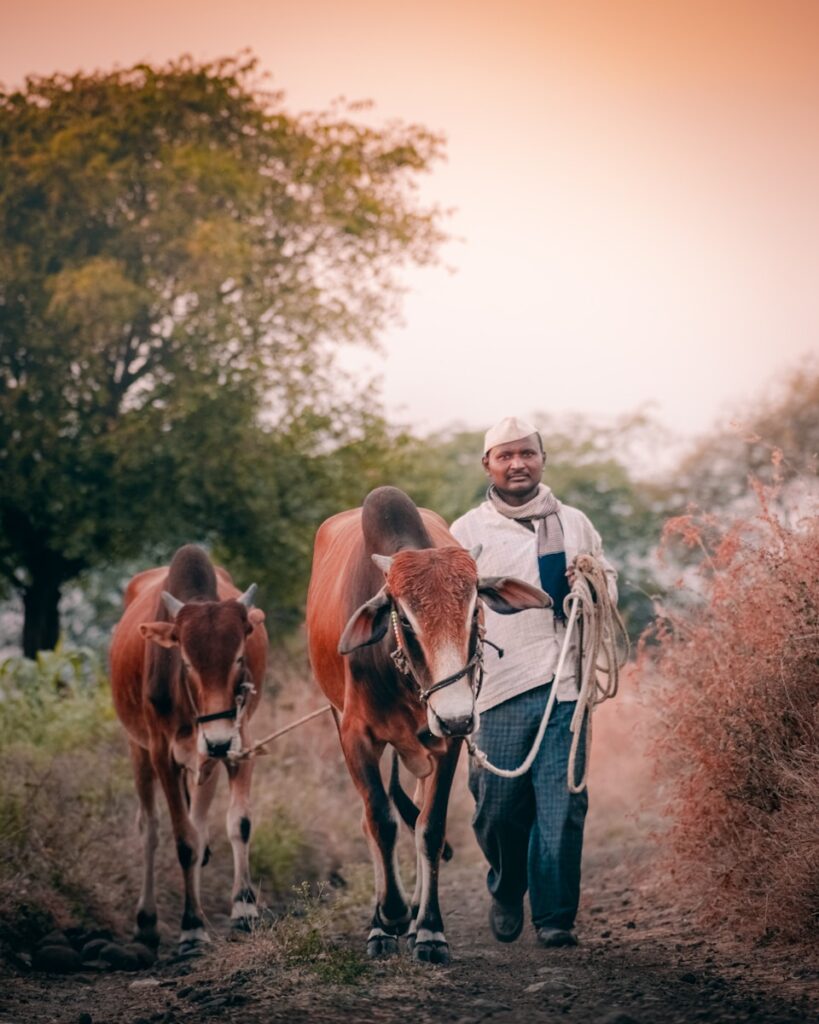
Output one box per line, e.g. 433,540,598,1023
0,54,445,654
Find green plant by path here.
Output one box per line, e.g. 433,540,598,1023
0,648,130,946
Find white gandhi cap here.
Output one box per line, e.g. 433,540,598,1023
483,416,541,455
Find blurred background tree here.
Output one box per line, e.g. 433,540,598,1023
671,362,819,519
0,55,445,654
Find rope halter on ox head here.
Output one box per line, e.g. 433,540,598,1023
160,585,260,758
387,604,503,706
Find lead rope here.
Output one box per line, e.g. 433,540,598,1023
227,703,334,761
466,554,629,792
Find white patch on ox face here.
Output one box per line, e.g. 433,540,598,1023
190,639,244,757
422,594,478,737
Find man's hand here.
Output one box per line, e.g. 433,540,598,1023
566,557,578,588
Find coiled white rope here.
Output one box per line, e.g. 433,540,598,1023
466,554,629,792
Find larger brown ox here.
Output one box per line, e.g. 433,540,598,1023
110,545,267,952
307,487,549,963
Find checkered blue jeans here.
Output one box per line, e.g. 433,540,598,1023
468,682,588,931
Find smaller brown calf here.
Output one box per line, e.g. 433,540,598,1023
110,545,267,952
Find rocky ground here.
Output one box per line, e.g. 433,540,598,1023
2,694,816,1024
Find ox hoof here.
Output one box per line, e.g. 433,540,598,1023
135,911,160,949
134,929,160,950
177,939,208,959
412,939,450,965
177,926,210,958
230,913,258,934
412,929,450,965
366,928,399,959
231,892,259,932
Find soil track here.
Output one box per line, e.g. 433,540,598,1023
2,693,816,1024
2,835,815,1024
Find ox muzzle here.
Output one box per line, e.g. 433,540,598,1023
193,680,256,761
197,706,241,759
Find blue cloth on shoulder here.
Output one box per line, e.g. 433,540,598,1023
538,551,569,621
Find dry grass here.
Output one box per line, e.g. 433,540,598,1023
638,479,819,944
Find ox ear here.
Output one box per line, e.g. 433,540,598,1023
338,587,392,655
246,607,265,631
478,576,552,615
139,621,179,648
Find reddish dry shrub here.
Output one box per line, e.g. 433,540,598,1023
642,483,819,943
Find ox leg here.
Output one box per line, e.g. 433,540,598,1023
131,741,161,948
152,746,208,951
406,777,427,954
189,762,219,869
225,758,258,929
412,741,461,965
341,725,410,957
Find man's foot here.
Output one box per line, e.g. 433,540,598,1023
536,926,578,948
489,898,524,943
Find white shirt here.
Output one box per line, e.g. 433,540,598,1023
451,499,618,712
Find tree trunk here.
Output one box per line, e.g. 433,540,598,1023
22,572,62,657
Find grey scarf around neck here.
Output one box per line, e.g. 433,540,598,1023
487,482,564,555
488,483,568,617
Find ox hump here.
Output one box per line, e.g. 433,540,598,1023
165,545,219,604
362,487,431,554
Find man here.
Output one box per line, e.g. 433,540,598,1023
450,416,618,948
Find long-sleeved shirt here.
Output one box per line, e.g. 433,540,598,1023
451,499,618,712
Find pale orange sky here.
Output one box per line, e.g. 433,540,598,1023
4,1,819,439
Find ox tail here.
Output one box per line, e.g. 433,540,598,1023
388,750,453,862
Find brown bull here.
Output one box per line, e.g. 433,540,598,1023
110,544,267,952
307,487,549,963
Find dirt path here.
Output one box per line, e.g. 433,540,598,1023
3,827,816,1024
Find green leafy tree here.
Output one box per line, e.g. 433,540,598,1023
0,54,445,655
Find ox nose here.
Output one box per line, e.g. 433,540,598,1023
438,714,475,738
205,738,232,759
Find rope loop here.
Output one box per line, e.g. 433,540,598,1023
466,553,629,792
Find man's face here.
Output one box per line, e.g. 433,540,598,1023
482,433,544,505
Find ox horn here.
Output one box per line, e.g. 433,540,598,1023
468,544,483,562
238,583,258,607
161,591,185,618
371,554,393,575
